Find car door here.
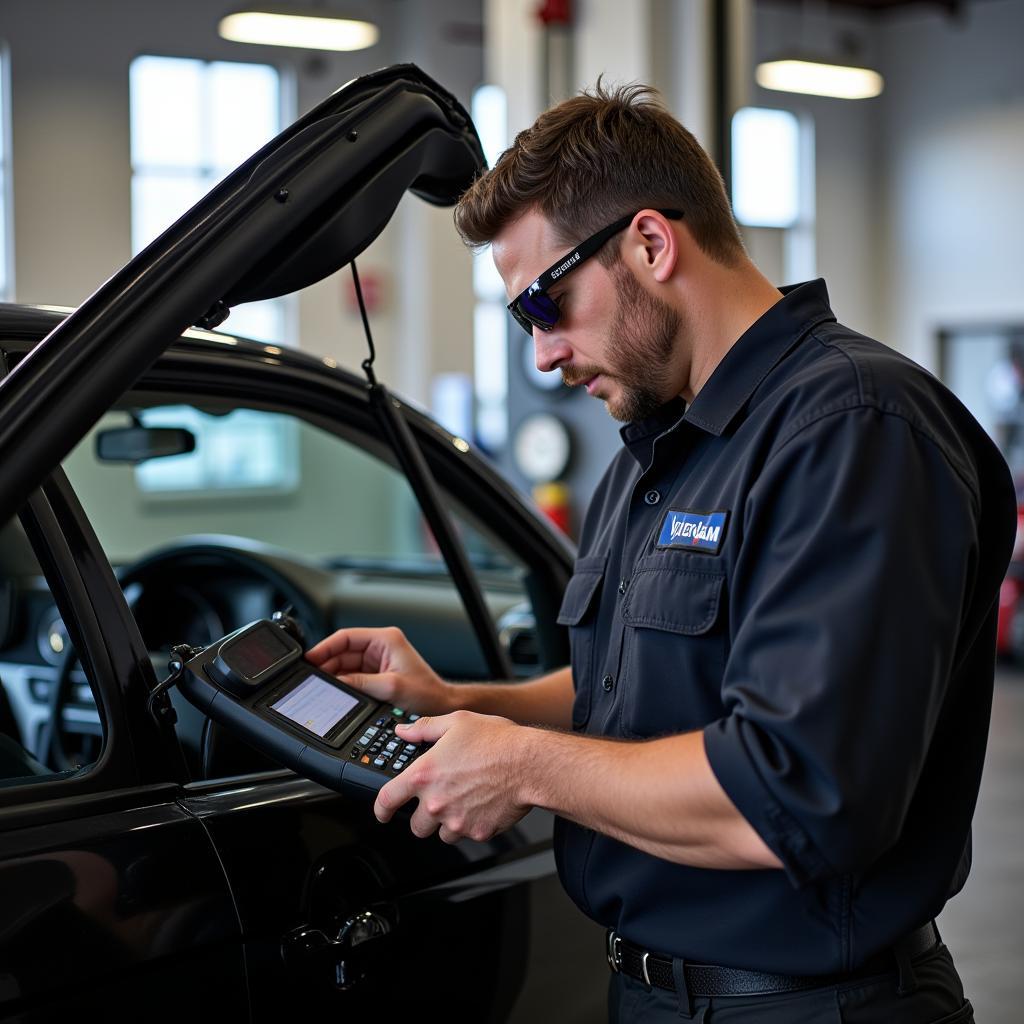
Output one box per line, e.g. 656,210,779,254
0,471,247,1022
54,346,605,1021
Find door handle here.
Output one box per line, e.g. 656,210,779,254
282,908,394,990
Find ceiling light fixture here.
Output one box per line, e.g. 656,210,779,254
219,7,379,52
755,57,883,100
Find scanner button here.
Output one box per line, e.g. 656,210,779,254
360,755,371,765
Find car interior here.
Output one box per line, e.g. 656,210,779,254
0,394,546,786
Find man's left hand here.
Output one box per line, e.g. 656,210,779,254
374,710,532,844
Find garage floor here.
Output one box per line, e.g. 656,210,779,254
937,670,1024,1022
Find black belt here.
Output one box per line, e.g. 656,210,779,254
606,921,939,998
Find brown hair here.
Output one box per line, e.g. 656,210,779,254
455,80,745,267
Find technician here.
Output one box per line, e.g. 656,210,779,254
307,83,1015,1022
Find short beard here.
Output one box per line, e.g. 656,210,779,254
601,261,681,422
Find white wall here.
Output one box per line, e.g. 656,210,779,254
752,0,1024,362
878,0,1024,371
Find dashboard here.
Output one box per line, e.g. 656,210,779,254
0,537,540,781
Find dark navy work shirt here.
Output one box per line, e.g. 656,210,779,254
553,279,1015,975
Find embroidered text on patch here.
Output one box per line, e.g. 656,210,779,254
657,509,728,554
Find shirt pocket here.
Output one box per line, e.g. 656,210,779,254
618,561,727,739
556,552,608,729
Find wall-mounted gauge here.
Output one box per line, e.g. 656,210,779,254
512,412,572,483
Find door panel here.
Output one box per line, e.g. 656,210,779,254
181,775,606,1020
0,794,245,1022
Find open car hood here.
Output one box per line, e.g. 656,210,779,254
0,64,485,525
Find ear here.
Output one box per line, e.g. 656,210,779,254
630,210,679,284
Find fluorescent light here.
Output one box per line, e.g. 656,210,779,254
219,10,379,52
756,58,883,100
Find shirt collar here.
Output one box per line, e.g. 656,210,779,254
619,396,687,466
617,279,837,466
682,278,837,437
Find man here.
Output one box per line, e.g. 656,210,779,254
308,83,1015,1021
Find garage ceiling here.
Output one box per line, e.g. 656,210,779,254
760,0,981,16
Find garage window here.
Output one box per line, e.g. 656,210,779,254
129,57,297,495
133,405,300,498
129,55,290,345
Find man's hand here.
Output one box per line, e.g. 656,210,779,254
305,626,456,716
374,710,532,844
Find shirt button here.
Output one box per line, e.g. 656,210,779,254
602,674,614,692
618,579,628,594
644,489,661,505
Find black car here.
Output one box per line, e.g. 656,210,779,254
0,65,605,1021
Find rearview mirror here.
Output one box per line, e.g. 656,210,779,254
95,426,196,464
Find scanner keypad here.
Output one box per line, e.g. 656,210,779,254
350,709,424,774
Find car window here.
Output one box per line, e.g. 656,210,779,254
0,514,105,789
62,400,542,781
67,404,524,571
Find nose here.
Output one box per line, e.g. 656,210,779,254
533,326,572,373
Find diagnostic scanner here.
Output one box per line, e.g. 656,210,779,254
177,617,427,799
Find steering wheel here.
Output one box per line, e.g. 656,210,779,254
41,541,328,772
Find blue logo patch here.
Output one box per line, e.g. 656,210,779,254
657,509,728,554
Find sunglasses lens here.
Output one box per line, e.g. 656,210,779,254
509,306,533,335
518,290,560,332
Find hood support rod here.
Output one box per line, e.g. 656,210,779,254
350,261,511,681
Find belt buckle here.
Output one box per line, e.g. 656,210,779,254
606,930,623,973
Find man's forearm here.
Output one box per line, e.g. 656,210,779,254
515,726,782,870
447,666,573,728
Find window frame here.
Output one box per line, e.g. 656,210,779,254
0,470,183,815
0,43,13,302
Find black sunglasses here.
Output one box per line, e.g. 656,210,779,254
506,209,684,336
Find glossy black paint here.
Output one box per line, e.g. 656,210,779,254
178,776,585,1019
0,793,245,1021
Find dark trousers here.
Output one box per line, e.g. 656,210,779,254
608,942,973,1023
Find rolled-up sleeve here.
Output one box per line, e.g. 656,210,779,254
703,405,979,887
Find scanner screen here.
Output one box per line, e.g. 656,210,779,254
271,674,360,738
